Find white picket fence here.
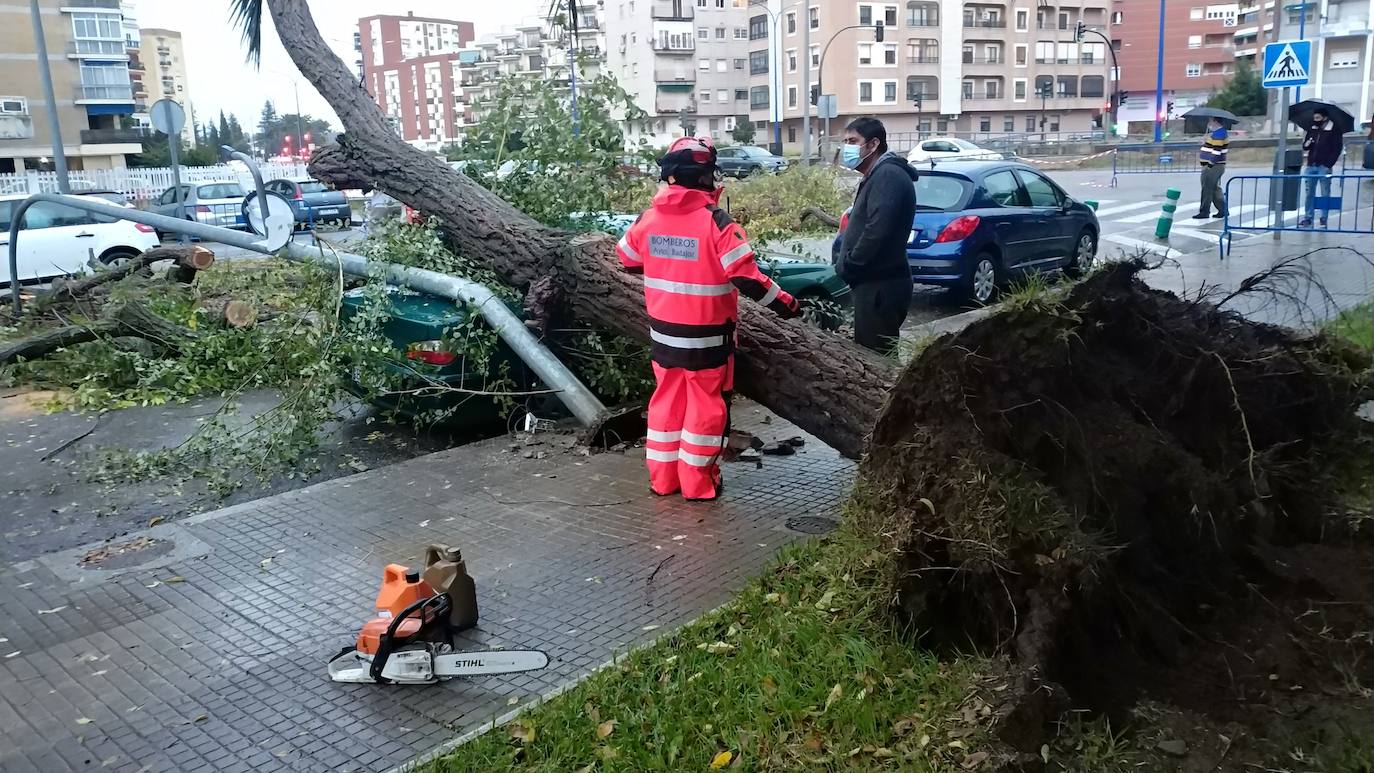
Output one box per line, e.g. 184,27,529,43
0,162,311,206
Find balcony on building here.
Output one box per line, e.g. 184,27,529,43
964,4,1007,28
61,0,120,8
1321,3,1373,37
906,1,940,27
905,76,939,104
962,43,1006,71
655,85,697,114
961,77,1006,102
79,126,152,144
655,67,697,84
652,0,695,21
652,34,696,53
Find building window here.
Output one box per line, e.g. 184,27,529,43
716,27,726,38
938,119,948,132
1026,116,1036,132
1188,35,1202,49
1330,51,1360,69
1015,44,1027,66
788,125,797,142
962,80,974,99
1189,7,1203,20
716,0,726,7
907,3,938,26
1081,75,1105,97
1185,63,1201,77
786,12,796,34
1014,78,1027,100
698,0,707,7
787,49,797,71
1049,115,1060,131
980,116,991,132
750,85,769,108
1016,9,1028,30
750,49,769,74
735,27,748,39
700,90,712,102
858,43,873,65
810,45,820,67
1111,10,1123,24
749,16,768,39
859,4,872,25
985,81,998,99
884,44,897,65
1058,12,1069,30
1004,117,1015,131
788,85,798,107
700,58,711,70
734,58,746,69
859,81,873,102
809,7,819,29
735,88,748,100
1057,75,1077,96
884,81,896,101
698,27,709,38
718,88,729,101
717,58,728,71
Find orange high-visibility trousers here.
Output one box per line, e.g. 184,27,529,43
645,362,730,500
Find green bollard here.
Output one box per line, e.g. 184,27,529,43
1154,188,1181,239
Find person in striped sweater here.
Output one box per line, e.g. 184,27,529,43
1193,117,1230,219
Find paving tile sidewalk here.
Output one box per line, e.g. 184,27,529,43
0,406,852,773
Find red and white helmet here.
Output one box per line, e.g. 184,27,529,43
658,136,720,189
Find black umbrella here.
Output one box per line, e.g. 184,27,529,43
1289,99,1355,134
1182,106,1239,125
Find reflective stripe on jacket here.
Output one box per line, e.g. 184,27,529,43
616,185,793,369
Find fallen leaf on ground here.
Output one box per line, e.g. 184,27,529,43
4,651,19,658
962,751,989,768
90,670,107,677
761,675,778,697
597,746,618,760
144,582,161,589
37,606,67,615
710,750,733,769
596,720,616,739
574,765,595,773
258,557,273,569
823,683,843,712
584,703,601,723
874,748,895,759
164,576,184,583
705,641,735,655
148,516,165,527
508,721,536,743
764,592,781,603
75,718,92,725
803,735,823,752
642,624,660,631
506,697,519,705
672,534,687,541
418,520,431,528
193,714,207,723
814,590,835,610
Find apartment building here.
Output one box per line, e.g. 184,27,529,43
0,0,143,173
746,0,1112,152
544,1,606,94
1109,1,1237,126
357,12,477,150
139,29,195,146
604,0,754,146
450,25,549,135
1236,0,1373,126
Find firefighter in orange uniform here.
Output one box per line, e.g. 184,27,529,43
616,137,802,501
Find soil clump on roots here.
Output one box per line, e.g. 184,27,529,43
859,260,1374,769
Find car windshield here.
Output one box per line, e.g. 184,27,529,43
914,175,972,211
198,183,245,199
741,147,770,158
297,181,330,194
953,139,982,150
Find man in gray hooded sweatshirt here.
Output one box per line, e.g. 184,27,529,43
833,117,919,354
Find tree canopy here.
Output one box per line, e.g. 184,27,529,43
1207,61,1267,116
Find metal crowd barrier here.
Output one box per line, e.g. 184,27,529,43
1110,142,1198,186
1219,173,1374,257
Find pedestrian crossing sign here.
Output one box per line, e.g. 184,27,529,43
1262,40,1311,88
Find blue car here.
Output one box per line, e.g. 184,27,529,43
834,160,1099,304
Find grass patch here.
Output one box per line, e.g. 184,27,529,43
430,525,988,773
1326,300,1374,351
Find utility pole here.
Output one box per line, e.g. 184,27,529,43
801,2,811,164
1152,0,1166,142
29,0,69,193
567,0,581,136
293,82,305,162
1268,0,1288,236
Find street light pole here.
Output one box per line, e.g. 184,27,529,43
29,0,69,193
801,2,811,164
1152,0,1166,142
817,23,883,162
747,0,784,153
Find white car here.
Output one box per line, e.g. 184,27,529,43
0,194,158,285
906,137,1003,165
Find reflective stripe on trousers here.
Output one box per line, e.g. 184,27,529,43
645,361,730,500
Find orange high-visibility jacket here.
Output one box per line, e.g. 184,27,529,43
616,185,795,369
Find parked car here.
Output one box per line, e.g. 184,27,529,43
151,180,248,233
717,146,789,177
0,194,158,284
906,137,1004,165
833,161,1099,304
265,178,352,227
339,286,535,424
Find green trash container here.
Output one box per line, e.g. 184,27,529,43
1281,148,1303,211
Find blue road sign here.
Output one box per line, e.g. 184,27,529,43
1262,40,1312,88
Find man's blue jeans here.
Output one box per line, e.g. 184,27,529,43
1303,165,1333,220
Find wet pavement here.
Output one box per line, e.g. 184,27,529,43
0,404,852,773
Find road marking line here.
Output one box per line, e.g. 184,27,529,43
1116,202,1197,224
1092,200,1160,217
1168,227,1225,243
1101,234,1182,260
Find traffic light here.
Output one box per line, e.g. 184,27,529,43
1120,91,1129,103
874,20,884,42
1167,100,1175,115
912,94,923,110
1074,21,1086,42
810,85,819,105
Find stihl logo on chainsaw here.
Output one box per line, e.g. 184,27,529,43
328,555,549,685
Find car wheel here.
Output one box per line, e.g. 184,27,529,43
99,248,141,269
1065,229,1097,279
745,165,760,178
964,253,1002,305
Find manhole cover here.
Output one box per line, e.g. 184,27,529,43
80,536,173,570
784,516,839,535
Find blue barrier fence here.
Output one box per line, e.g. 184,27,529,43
1219,173,1374,257
1110,142,1198,185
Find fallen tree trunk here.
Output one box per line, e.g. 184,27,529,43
263,0,892,458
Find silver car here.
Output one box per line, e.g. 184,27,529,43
151,181,247,233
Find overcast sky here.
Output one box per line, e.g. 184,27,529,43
135,0,545,133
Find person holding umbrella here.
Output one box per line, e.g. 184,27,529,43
1192,114,1231,220
1290,100,1354,227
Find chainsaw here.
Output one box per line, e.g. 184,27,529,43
328,585,549,685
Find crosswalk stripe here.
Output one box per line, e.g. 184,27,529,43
1091,200,1159,217
1167,227,1224,243
1116,202,1196,224
1101,233,1182,260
